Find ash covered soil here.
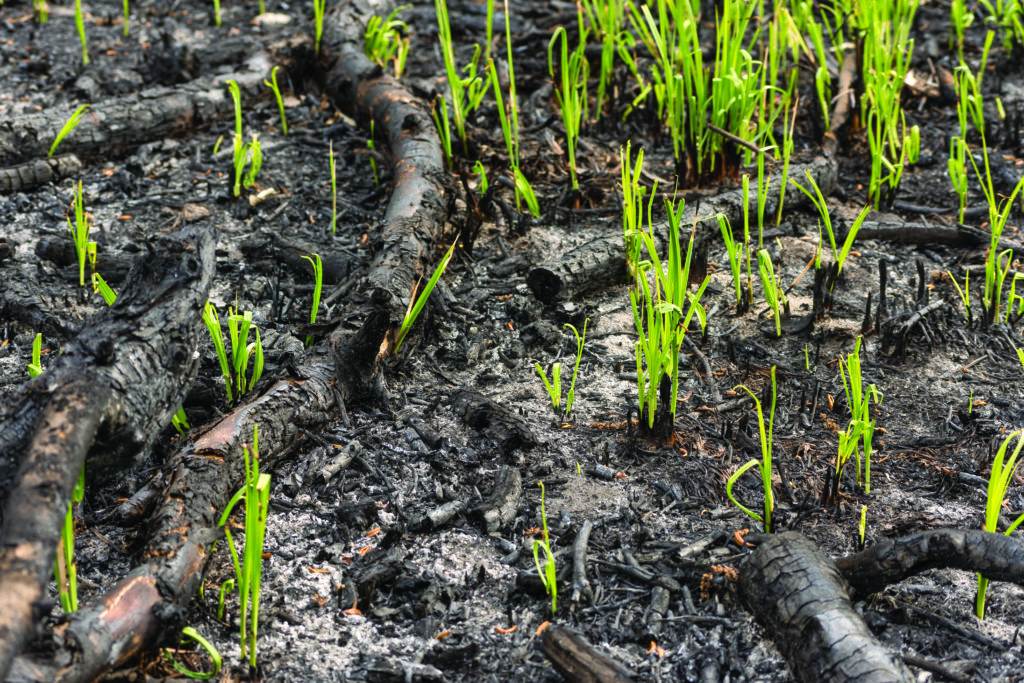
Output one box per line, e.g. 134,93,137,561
1,0,1024,681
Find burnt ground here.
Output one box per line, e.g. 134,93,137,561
1,0,1024,681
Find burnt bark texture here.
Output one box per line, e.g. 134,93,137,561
0,156,83,193
527,157,836,304
739,532,915,683
0,54,268,167
322,0,448,347
0,224,216,681
836,528,1024,599
540,626,635,683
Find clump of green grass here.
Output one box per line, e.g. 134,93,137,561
976,429,1024,619
364,5,410,77
630,197,710,433
218,425,271,668
313,0,326,53
726,366,777,533
579,0,626,119
533,481,557,615
434,0,488,151
395,242,456,354
50,104,90,158
225,80,263,197
202,302,264,403
757,249,786,337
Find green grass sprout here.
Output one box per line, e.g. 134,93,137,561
757,249,786,337
27,333,44,378
364,5,410,77
218,425,270,668
726,366,777,533
838,337,881,494
313,0,326,53
329,141,337,234
472,160,488,195
432,96,453,165
163,627,223,681
976,429,1024,619
67,180,93,287
580,0,625,119
263,66,289,136
91,273,117,306
34,0,47,23
122,0,129,35
718,213,743,307
54,468,85,612
547,24,589,190
395,241,457,354
50,104,90,158
535,319,589,419
302,253,322,346
202,302,264,403
367,120,379,185
535,361,562,413
212,0,221,26
533,481,557,615
217,579,235,621
75,0,89,65
171,406,190,436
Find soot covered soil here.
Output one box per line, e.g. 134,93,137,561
1,0,1023,681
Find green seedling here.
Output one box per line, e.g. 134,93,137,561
630,198,710,432
838,337,881,494
976,429,1024,619
163,627,223,681
75,0,89,65
67,180,94,287
27,333,43,378
171,406,190,436
547,24,589,190
472,160,489,195
202,302,264,403
726,366,777,533
948,136,968,224
225,81,262,197
34,0,47,23
858,505,868,547
212,0,221,26
91,273,117,306
620,141,648,273
513,167,540,218
775,96,798,226
533,481,557,615
718,213,743,307
757,249,785,337
122,0,129,35
395,242,456,354
54,468,85,612
1016,347,1024,368
534,319,589,419
434,0,487,149
217,579,235,621
263,66,289,136
803,343,812,373
948,268,971,324
328,141,337,234
302,253,322,347
977,0,1024,50
313,0,326,53
364,5,410,77
218,425,271,667
50,104,90,158
950,0,974,60
432,96,453,165
367,121,379,185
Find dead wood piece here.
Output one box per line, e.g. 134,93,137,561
452,390,537,454
0,156,82,193
541,626,635,683
472,466,522,533
409,499,466,532
857,220,1024,257
835,528,1024,599
0,54,269,167
739,532,914,683
322,0,448,347
527,157,835,304
571,519,594,606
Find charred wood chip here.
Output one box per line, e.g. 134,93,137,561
452,390,536,454
471,466,522,533
540,626,636,683
364,657,444,682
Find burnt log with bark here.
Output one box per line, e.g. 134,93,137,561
0,224,216,681
0,156,83,193
739,532,915,683
0,53,268,167
540,626,635,683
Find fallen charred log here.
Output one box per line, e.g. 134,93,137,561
0,224,216,681
540,626,635,683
